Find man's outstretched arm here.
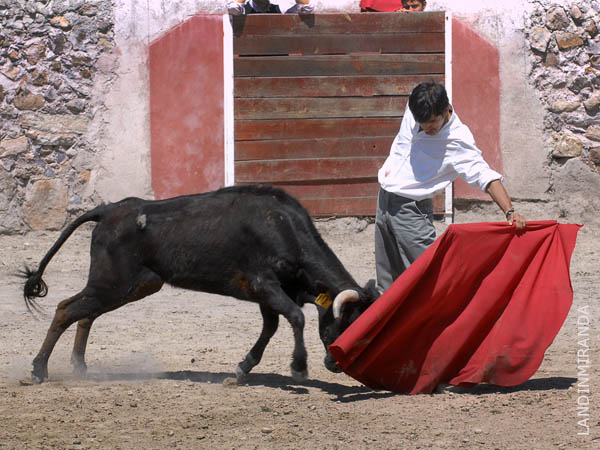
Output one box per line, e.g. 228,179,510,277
486,180,526,229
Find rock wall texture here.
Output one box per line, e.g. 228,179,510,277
526,1,600,222
0,0,114,233
0,0,599,234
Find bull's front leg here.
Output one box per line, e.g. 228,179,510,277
288,308,308,382
236,304,279,381
245,279,309,382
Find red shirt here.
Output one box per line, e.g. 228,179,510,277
360,0,404,12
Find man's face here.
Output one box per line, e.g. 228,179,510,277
418,108,449,136
403,0,426,11
254,0,270,9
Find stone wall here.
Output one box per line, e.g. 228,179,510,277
526,1,600,222
0,0,114,233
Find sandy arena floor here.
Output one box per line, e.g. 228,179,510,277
0,217,597,449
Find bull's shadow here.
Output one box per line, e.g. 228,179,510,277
86,370,395,402
84,370,576,401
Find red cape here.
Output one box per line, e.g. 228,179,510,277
330,221,581,394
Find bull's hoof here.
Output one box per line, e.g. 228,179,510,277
72,364,88,378
235,364,247,382
223,377,239,387
31,363,48,384
434,383,450,394
291,368,308,382
71,357,88,377
31,373,45,385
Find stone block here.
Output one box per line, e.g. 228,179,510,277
569,5,584,24
13,91,45,111
590,40,600,54
586,125,600,142
0,167,17,204
555,31,585,50
546,6,571,31
585,19,599,38
23,179,68,231
550,99,580,113
0,135,28,157
590,147,600,165
50,15,71,30
1,65,22,81
18,112,90,134
530,27,552,53
568,75,590,93
25,130,77,146
553,134,583,158
66,98,86,113
544,52,560,67
25,41,47,65
584,92,600,114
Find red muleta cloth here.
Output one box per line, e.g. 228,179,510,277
330,221,581,394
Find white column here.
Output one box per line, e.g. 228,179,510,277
223,14,235,187
444,12,454,224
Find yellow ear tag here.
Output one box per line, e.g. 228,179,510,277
315,292,332,309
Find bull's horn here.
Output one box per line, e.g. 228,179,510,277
332,289,359,319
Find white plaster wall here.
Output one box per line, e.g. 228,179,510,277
97,0,554,202
431,0,554,199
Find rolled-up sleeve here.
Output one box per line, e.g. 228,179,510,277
450,142,503,191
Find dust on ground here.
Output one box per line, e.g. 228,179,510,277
0,217,598,449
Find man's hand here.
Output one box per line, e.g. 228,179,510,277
486,180,527,230
507,211,526,229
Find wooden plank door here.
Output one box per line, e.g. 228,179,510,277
232,12,446,216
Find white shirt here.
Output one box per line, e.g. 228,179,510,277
378,105,502,200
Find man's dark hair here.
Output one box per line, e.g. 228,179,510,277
408,82,449,123
401,0,426,8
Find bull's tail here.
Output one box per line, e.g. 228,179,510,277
22,205,107,314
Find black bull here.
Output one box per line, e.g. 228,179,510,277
23,185,379,384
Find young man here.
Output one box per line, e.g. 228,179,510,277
227,0,313,15
375,82,526,292
401,0,426,12
360,0,426,12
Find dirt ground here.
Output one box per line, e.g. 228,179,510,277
0,217,598,449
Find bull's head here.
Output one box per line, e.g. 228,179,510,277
317,280,379,373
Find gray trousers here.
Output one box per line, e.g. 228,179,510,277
375,188,436,292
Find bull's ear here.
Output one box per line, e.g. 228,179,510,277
363,279,380,302
316,281,328,293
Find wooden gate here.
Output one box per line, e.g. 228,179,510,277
231,12,446,216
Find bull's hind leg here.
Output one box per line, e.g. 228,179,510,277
236,304,279,381
33,268,163,383
68,268,163,378
32,289,105,383
70,317,95,376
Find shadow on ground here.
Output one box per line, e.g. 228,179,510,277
83,370,576,402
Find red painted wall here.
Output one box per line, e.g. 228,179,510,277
149,15,224,199
452,18,502,200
